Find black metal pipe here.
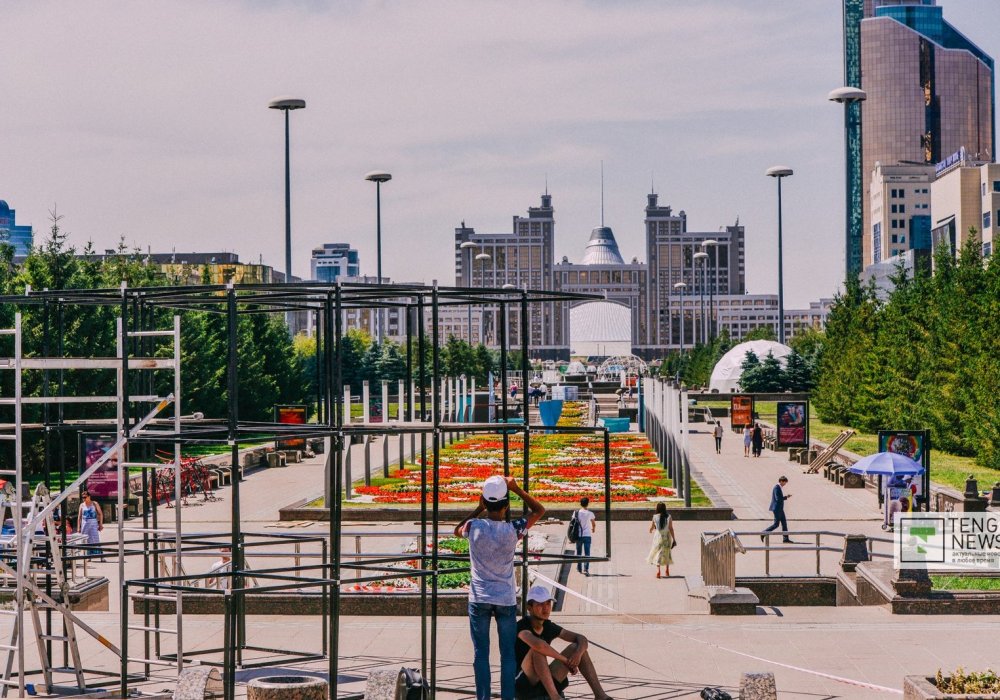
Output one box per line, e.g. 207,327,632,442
430,286,441,699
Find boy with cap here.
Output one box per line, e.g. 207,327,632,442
516,585,612,700
455,475,547,700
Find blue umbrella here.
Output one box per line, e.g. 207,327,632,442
848,451,924,477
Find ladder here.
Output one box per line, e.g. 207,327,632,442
804,430,856,474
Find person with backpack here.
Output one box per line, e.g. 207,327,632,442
572,497,596,576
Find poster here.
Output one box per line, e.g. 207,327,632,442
878,430,930,511
775,400,809,448
730,395,754,431
275,404,308,450
82,434,125,500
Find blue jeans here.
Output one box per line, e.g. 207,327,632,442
468,602,517,700
575,536,592,572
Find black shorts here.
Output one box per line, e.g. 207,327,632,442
514,671,568,699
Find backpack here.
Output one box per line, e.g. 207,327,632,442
700,689,732,700
396,667,429,700
567,511,580,543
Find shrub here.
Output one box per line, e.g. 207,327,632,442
935,668,1000,692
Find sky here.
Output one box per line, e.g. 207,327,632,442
3,0,1000,307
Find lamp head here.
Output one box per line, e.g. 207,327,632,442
827,87,867,104
460,241,478,250
692,251,709,261
701,238,718,247
673,281,687,289
268,97,306,110
365,171,392,183
475,253,491,262
766,166,794,178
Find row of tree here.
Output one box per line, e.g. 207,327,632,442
813,240,1000,468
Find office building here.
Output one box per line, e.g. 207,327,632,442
311,243,360,283
0,200,34,257
858,0,995,269
869,162,934,264
931,148,1000,259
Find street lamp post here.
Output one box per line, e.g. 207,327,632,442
364,171,392,343
672,281,687,352
701,239,718,342
766,166,794,345
692,251,708,345
460,241,478,344
268,97,306,284
829,87,867,279
475,252,491,345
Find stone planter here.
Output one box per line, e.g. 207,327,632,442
904,675,1000,699
247,675,328,700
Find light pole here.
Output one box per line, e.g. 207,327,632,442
672,281,687,352
460,241,478,344
268,97,306,283
475,252,491,345
829,87,867,279
364,170,392,343
693,251,708,345
766,166,794,345
701,239,718,343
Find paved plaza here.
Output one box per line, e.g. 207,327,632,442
41,426,1000,698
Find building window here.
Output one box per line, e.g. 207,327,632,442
891,234,898,243
993,181,1000,193
899,204,905,213
984,211,992,230
984,242,993,257
891,220,898,229
891,204,898,213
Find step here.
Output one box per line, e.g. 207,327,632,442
127,657,176,667
39,635,70,642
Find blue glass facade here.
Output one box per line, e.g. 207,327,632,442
0,200,34,256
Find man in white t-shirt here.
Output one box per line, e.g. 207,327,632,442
574,497,597,576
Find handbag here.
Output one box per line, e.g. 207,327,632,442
396,667,429,700
567,511,580,543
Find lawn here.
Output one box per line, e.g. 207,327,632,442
699,399,993,493
931,575,1000,591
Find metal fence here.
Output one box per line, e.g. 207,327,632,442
702,530,894,577
700,529,746,589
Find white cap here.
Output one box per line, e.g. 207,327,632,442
482,475,508,503
526,585,555,603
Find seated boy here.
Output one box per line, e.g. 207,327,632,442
515,585,612,700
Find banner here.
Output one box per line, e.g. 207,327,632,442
775,400,809,448
82,433,126,500
730,394,754,430
275,404,308,450
878,429,930,511
896,513,1000,570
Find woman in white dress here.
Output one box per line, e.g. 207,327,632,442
646,502,676,578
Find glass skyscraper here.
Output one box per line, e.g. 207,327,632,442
0,200,34,257
857,0,995,269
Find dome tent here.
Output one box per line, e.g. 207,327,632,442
708,340,792,393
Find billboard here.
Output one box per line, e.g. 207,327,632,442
81,433,125,501
775,401,809,448
878,430,930,512
730,395,754,431
275,404,308,450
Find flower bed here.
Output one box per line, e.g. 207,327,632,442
354,414,675,504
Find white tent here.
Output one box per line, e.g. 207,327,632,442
708,340,792,393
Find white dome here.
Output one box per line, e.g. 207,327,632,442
570,301,631,357
708,340,792,393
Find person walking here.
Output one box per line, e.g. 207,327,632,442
76,490,103,555
712,422,724,454
743,425,752,457
455,476,547,700
645,502,676,578
761,476,792,543
574,497,596,576
751,422,763,458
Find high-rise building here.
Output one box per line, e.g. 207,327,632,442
311,243,360,282
0,200,34,257
931,148,1000,259
858,0,995,269
869,162,934,263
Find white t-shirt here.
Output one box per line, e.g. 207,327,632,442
575,508,596,536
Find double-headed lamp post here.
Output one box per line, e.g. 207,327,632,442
672,281,687,352
460,241,478,343
475,252,491,345
766,166,794,345
701,239,718,342
692,251,708,344
364,171,391,343
268,97,306,284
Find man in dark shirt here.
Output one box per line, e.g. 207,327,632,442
514,586,612,700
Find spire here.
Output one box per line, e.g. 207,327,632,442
600,161,605,227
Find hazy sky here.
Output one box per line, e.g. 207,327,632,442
4,1,999,306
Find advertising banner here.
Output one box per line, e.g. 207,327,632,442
275,404,308,450
775,400,809,448
896,513,1000,570
878,430,930,511
81,434,125,501
730,395,754,431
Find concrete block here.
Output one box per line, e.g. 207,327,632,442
739,672,777,699
247,675,328,700
364,670,399,700
267,452,287,468
173,666,222,700
839,534,871,572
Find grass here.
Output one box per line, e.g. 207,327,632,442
697,399,995,493
931,575,1000,591
349,403,400,421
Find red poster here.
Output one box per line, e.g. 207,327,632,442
275,405,308,450
82,434,126,500
730,395,754,430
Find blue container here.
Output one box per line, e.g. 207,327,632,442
538,400,564,427
598,417,631,433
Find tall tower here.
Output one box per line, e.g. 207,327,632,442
856,0,994,269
